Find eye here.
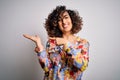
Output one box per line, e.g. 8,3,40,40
65,16,68,19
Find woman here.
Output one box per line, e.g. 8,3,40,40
23,5,89,80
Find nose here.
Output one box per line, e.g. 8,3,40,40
62,19,66,24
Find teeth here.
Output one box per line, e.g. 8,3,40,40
64,24,68,28
64,26,67,28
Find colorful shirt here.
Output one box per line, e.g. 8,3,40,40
37,37,89,80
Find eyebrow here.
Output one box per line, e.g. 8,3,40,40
63,14,68,17
60,14,68,19
63,12,69,16
58,12,69,20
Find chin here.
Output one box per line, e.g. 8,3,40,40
63,30,71,33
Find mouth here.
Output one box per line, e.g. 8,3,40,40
63,24,69,28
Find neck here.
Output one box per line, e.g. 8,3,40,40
62,32,77,44
62,32,74,40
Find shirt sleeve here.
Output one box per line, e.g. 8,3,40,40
79,40,89,72
37,39,57,73
65,39,90,72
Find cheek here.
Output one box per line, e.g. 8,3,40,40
70,19,72,23
68,18,72,25
69,20,72,27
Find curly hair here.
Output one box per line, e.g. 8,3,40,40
45,5,83,37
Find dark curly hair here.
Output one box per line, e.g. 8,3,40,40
45,5,83,37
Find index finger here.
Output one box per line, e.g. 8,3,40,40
48,37,56,40
23,34,34,41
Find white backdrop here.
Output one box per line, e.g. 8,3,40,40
0,0,120,80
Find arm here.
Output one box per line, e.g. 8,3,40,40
36,39,60,72
37,44,51,73
77,40,89,72
65,39,89,72
23,34,51,72
23,34,66,72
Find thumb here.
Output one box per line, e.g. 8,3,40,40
48,37,56,40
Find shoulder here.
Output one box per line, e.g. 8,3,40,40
76,36,89,45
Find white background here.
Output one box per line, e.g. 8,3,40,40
0,0,120,80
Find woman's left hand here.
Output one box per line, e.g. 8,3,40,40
49,37,68,45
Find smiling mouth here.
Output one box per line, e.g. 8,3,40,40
63,24,69,28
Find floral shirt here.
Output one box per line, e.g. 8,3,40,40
37,37,89,80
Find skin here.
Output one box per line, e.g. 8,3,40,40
23,11,77,52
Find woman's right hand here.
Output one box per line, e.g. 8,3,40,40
23,34,40,43
23,34,44,52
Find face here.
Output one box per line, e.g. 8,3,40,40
58,11,72,34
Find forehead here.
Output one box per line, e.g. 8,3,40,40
59,11,69,18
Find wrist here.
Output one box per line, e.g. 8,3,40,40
38,45,44,52
35,42,44,52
